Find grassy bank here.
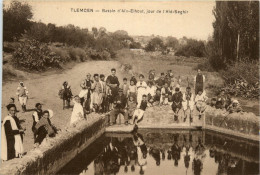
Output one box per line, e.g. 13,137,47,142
116,49,224,97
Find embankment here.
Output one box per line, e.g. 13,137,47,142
0,114,109,175
141,105,259,141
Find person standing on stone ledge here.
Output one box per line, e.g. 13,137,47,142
106,68,120,109
1,104,24,161
194,69,205,96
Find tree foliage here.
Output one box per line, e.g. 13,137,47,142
175,38,205,57
144,37,165,52
165,36,179,49
3,1,33,41
209,1,259,68
12,39,62,71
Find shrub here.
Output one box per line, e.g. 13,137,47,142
49,46,70,62
220,61,259,85
12,39,62,71
175,39,205,57
68,47,87,62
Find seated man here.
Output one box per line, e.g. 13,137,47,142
132,95,148,125
182,87,194,122
153,89,161,106
195,90,208,119
127,95,137,122
110,89,128,125
160,83,171,105
227,100,243,113
171,87,183,121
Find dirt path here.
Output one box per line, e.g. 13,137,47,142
1,61,126,152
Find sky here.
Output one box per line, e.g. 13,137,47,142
5,1,216,40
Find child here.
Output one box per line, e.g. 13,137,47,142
120,78,129,98
106,86,113,111
182,87,194,123
136,74,147,107
153,89,161,106
128,79,137,102
8,97,18,112
146,81,156,106
195,90,208,119
132,95,148,125
70,95,84,125
171,87,183,121
127,95,137,123
160,83,171,105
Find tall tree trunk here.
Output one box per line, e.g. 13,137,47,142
236,32,240,62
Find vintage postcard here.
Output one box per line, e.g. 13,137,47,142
1,0,259,175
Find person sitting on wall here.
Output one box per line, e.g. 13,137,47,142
132,95,148,125
160,83,171,105
227,100,243,113
155,73,166,91
109,88,128,125
34,110,58,147
182,87,195,123
127,95,137,123
171,87,183,121
195,90,208,120
70,95,85,126
32,103,43,143
153,89,161,106
146,81,156,106
215,90,227,109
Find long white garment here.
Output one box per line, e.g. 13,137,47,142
146,86,156,97
70,101,84,125
1,115,24,161
182,93,194,110
136,81,147,107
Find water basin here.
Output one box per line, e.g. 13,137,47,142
58,129,259,175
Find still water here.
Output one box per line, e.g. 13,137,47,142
58,129,259,175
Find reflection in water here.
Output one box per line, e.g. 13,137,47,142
58,129,259,175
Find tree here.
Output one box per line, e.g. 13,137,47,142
145,37,165,52
210,1,259,67
165,36,179,49
3,1,33,41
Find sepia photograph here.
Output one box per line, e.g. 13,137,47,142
0,0,259,174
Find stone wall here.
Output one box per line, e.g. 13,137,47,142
0,115,109,175
205,106,259,139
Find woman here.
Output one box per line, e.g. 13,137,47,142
34,110,57,146
70,95,84,125
1,104,24,161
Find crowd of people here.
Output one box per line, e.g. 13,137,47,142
1,68,244,162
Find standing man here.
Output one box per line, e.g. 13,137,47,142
106,68,120,108
91,74,103,113
79,73,93,113
109,89,128,125
16,82,28,113
194,69,205,95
